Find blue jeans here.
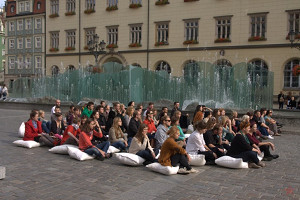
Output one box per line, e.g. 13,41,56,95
136,148,158,162
42,121,51,134
112,141,126,151
259,126,269,136
84,141,110,158
231,151,259,164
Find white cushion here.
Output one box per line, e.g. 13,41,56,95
146,162,179,175
215,156,248,169
258,152,264,161
186,125,194,134
49,145,78,154
13,140,40,148
67,147,95,161
107,146,120,154
18,122,25,138
189,154,206,166
184,134,191,139
115,153,145,166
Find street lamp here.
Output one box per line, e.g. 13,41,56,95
87,34,106,67
289,30,300,50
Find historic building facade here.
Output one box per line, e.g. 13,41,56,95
0,8,5,83
4,0,45,88
45,0,299,96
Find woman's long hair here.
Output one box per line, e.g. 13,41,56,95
81,118,94,133
135,124,148,143
112,117,124,138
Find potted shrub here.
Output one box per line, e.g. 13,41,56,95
155,0,169,5
49,48,59,52
84,9,95,14
155,41,169,46
183,40,199,45
49,13,59,18
65,47,75,51
184,0,199,2
129,3,142,8
65,11,76,16
248,36,266,41
106,44,118,48
106,5,118,11
129,43,142,47
214,38,231,43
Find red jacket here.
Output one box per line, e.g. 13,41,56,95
61,125,80,145
23,120,42,141
79,130,103,151
143,119,157,134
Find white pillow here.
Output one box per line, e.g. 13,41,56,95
49,145,78,154
258,152,264,161
184,134,191,139
115,153,145,166
18,122,25,138
13,140,40,148
189,154,206,166
146,162,179,175
215,156,248,169
107,146,120,154
186,125,194,134
67,147,95,161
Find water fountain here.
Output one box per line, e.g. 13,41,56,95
10,61,273,110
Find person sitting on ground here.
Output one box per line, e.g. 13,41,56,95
51,99,61,115
218,108,226,122
50,112,65,137
96,106,108,135
193,105,212,125
247,123,279,161
66,105,75,125
127,110,142,145
124,106,134,130
173,110,189,133
260,108,275,136
231,110,241,132
186,121,217,165
24,110,54,147
152,109,159,126
287,96,297,109
106,102,124,132
159,126,198,174
79,119,111,161
143,110,157,147
220,116,235,142
61,117,81,145
212,109,220,124
170,102,180,118
51,106,61,122
155,115,171,150
128,101,135,107
104,104,110,121
203,111,212,123
80,115,88,130
90,111,106,143
252,110,273,139
143,102,154,120
109,117,128,151
129,124,158,165
100,100,106,108
158,107,168,123
207,117,230,150
38,110,51,134
265,110,281,136
120,103,126,117
204,124,227,158
170,116,186,147
227,121,265,169
81,102,94,118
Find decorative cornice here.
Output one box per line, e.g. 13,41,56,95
247,12,269,16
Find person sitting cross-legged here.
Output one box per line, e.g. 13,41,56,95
61,117,81,145
203,124,227,158
109,117,128,151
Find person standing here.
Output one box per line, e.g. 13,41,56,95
2,84,8,100
51,99,61,114
278,91,285,109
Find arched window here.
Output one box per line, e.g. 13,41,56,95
37,2,41,10
215,59,232,67
155,61,171,74
10,5,15,13
131,63,141,68
183,60,199,78
51,65,59,76
284,59,300,88
68,65,75,71
248,59,269,86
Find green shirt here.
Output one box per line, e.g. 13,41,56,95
81,107,93,118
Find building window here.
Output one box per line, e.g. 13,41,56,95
17,57,24,69
68,65,75,70
249,59,269,86
85,28,95,46
35,18,42,29
17,20,23,31
215,16,231,41
85,0,95,10
50,0,59,15
9,57,15,69
66,0,76,12
37,2,41,10
284,59,300,88
249,14,267,39
10,5,15,13
9,39,15,49
288,11,300,34
17,38,23,49
25,19,32,30
66,30,76,48
184,19,199,43
129,24,142,45
107,0,118,7
26,38,31,48
25,1,30,11
155,61,171,74
9,22,15,32
155,22,169,45
2,49,5,56
107,26,118,45
19,2,25,12
50,32,59,49
131,0,142,4
35,56,42,68
35,37,41,48
52,65,60,76
25,57,31,69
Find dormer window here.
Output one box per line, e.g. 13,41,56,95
37,2,41,10
10,5,15,13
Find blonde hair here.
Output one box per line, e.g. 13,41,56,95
220,116,229,127
166,126,179,137
241,115,250,122
112,117,124,138
38,110,45,118
125,106,134,116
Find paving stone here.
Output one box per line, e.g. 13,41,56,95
0,166,5,179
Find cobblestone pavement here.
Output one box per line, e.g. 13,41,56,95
0,108,299,200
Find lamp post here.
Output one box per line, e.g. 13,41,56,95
87,34,106,71
289,30,300,50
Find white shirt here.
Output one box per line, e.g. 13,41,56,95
186,130,206,153
51,106,56,115
2,86,7,93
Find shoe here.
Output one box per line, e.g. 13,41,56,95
177,168,190,175
267,135,274,140
188,168,199,173
105,153,113,159
262,136,268,140
95,156,105,161
248,162,261,169
258,138,263,142
262,156,273,161
257,161,266,167
274,133,281,136
272,154,279,159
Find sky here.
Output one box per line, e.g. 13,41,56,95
0,0,4,8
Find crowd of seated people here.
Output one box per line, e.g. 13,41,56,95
22,100,281,173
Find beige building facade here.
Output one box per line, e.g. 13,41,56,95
46,0,300,96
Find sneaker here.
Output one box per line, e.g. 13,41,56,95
188,168,199,173
95,156,105,161
274,133,281,136
248,162,261,169
262,156,273,161
268,135,274,140
177,168,190,175
262,136,268,140
272,154,279,159
257,161,266,167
